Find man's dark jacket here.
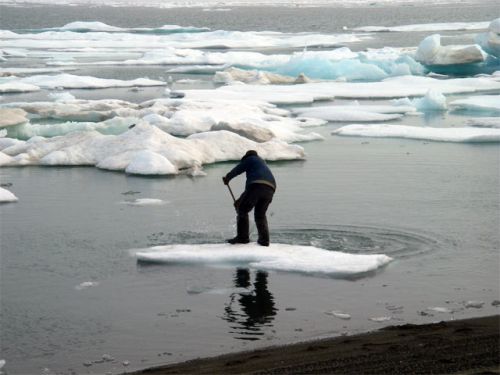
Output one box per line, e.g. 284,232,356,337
226,153,276,191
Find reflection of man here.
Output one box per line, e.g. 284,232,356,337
224,269,278,340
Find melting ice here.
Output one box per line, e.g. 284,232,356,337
134,243,393,277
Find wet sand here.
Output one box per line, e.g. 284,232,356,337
132,315,499,374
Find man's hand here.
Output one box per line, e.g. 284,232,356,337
222,176,229,185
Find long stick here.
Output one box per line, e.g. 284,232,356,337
226,183,236,204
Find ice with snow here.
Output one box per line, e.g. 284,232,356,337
333,124,500,143
466,117,500,128
75,281,99,290
326,310,352,320
415,34,487,66
134,243,392,277
123,198,168,206
476,18,500,58
369,316,392,322
464,301,485,308
0,187,18,202
450,95,500,113
354,21,490,33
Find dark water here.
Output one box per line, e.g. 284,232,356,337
1,3,499,375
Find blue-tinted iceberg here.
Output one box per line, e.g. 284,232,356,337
475,18,500,58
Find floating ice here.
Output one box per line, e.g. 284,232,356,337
214,67,302,85
0,81,40,93
369,316,392,322
332,124,500,143
75,281,99,290
325,310,351,320
0,359,5,370
415,34,487,66
6,74,166,91
0,28,363,51
354,21,490,33
2,123,305,175
186,75,500,103
0,187,18,202
427,306,453,313
464,300,485,308
292,103,415,122
392,89,447,111
466,117,500,128
450,95,500,113
0,108,28,128
476,18,500,58
124,198,168,206
49,92,76,102
134,243,392,277
125,150,177,175
44,21,210,34
0,67,77,76
0,0,476,8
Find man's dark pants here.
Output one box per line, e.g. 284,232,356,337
236,183,274,245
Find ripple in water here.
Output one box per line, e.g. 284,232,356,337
147,225,442,260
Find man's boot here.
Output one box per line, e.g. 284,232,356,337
226,213,250,244
255,216,270,246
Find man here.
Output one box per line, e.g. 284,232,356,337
223,150,276,246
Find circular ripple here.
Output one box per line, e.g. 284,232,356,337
273,225,442,259
148,225,443,260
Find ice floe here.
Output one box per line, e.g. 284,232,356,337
0,187,18,202
391,89,447,111
476,18,500,58
1,123,305,175
134,243,392,277
75,281,99,290
427,306,453,313
415,34,487,66
0,108,28,128
2,74,165,91
0,28,363,51
354,21,490,33
325,310,351,320
186,75,500,103
368,316,392,322
292,103,415,122
450,95,500,113
464,300,485,308
332,124,500,143
123,198,168,206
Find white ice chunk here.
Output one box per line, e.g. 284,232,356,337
464,301,485,308
415,34,486,66
0,359,5,369
125,150,177,175
185,75,500,103
0,81,40,93
427,306,453,313
354,21,489,33
49,91,76,102
450,95,500,113
333,124,500,143
293,104,410,122
16,73,165,90
326,311,352,320
0,187,18,203
134,243,392,277
124,198,167,206
369,316,392,322
75,281,99,290
476,18,500,57
0,108,28,128
392,89,447,111
5,123,305,175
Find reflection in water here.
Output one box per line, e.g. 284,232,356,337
223,269,278,341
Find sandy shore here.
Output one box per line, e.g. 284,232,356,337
131,315,499,374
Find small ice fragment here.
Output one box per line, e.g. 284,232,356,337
75,281,99,290
83,361,92,367
0,360,5,369
326,310,351,320
464,301,484,308
369,316,392,322
102,354,114,362
122,361,130,367
492,300,500,306
124,198,167,206
427,306,453,313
